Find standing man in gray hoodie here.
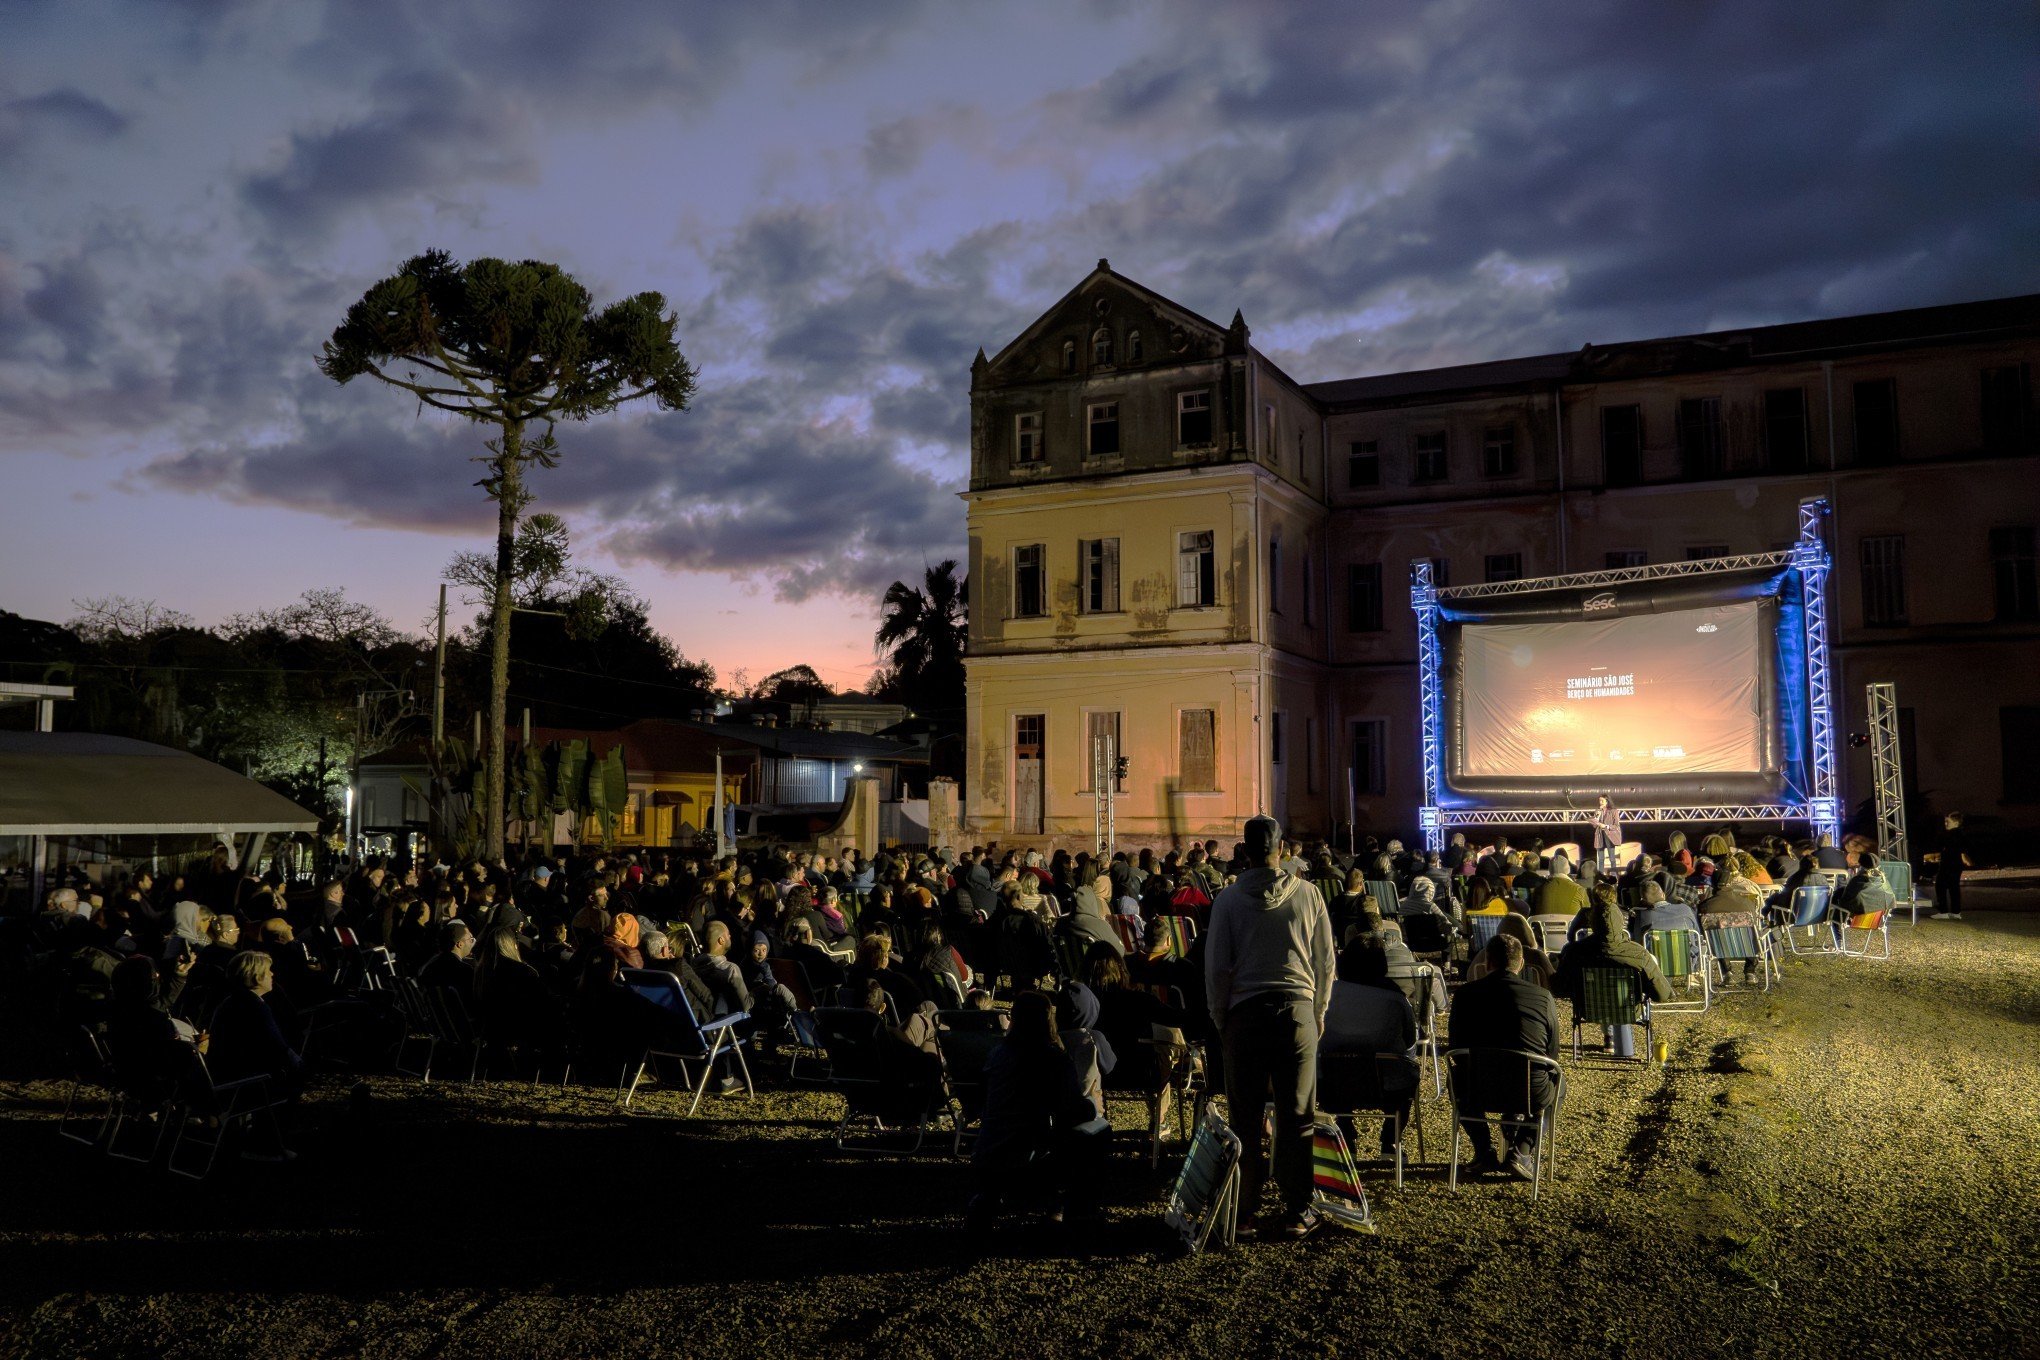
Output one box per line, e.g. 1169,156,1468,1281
1205,815,1336,1240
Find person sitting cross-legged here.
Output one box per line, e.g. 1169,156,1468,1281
1447,934,1559,1181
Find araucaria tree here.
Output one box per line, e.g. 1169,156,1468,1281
320,251,695,859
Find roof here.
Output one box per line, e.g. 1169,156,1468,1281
1306,293,2040,409
659,719,929,764
0,732,321,836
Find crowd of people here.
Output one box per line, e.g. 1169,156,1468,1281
11,812,1927,1237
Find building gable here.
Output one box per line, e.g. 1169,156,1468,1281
980,260,1231,390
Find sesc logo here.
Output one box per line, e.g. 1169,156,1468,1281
1583,590,1618,614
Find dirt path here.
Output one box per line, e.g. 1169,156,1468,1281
2,906,2035,1359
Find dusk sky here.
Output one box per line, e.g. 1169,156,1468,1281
3,1,2034,693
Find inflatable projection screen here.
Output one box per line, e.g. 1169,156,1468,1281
1437,563,1809,809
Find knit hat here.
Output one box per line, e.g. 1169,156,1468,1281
751,929,771,948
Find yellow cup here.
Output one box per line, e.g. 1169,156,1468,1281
1653,1039,1670,1064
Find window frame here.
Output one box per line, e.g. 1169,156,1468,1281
1014,410,1044,464
1080,709,1126,792
1178,529,1217,608
1484,552,1524,584
1412,430,1448,483
1176,388,1214,448
1859,534,1908,628
1078,536,1121,614
1346,562,1383,633
1764,387,1810,473
1085,400,1120,458
1347,440,1380,488
1989,525,2038,621
1178,708,1218,792
1677,396,1726,479
1268,536,1283,615
1601,404,1643,487
1481,424,1518,478
1011,542,1047,619
1853,377,1899,466
1350,718,1388,797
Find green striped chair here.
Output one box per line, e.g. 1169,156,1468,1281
1571,965,1654,1063
1702,915,1777,992
1645,928,1711,1013
1154,915,1196,961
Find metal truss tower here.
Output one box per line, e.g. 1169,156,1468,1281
1411,559,1445,852
1866,681,1907,862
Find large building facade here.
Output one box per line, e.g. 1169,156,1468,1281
963,262,2040,850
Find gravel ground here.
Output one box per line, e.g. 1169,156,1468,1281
2,892,2036,1360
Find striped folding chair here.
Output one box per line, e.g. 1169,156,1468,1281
1309,1118,1375,1230
1528,914,1573,955
1878,860,1927,927
1365,880,1401,916
1836,906,1893,960
1645,928,1711,1013
1154,915,1196,961
1703,915,1776,992
1571,965,1653,1064
1467,914,1505,954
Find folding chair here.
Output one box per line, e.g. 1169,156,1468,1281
1645,928,1711,1013
768,957,829,1081
1107,915,1142,955
935,1010,1005,1153
1836,906,1893,960
1445,1047,1565,1201
58,1026,117,1148
428,987,483,1084
1365,880,1401,916
1570,966,1654,1064
1153,915,1196,961
813,1006,956,1155
1879,860,1927,926
389,977,442,1082
1779,885,1837,956
165,1055,291,1180
1528,914,1573,956
1317,1049,1425,1187
1703,917,1777,992
1467,914,1505,955
1387,963,1447,1096
619,967,753,1115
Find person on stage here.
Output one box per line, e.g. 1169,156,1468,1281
1592,797,1622,874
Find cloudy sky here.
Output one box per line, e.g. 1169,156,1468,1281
3,0,2034,691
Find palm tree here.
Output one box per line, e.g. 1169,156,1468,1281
874,560,967,716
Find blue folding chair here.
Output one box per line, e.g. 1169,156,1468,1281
1365,880,1402,916
1779,884,1837,956
1468,915,1506,955
1878,860,1927,926
619,967,753,1114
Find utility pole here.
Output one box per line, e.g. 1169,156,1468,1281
432,583,447,746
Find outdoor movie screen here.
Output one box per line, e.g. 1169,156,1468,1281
1458,600,1767,779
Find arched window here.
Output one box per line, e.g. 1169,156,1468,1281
1127,329,1143,363
1061,340,1076,373
1092,328,1113,366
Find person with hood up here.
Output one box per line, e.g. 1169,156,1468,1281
1553,896,1672,1056
1059,873,1125,962
1204,815,1336,1241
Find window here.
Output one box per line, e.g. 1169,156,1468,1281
1127,330,1143,363
1350,719,1386,796
1686,545,1728,561
1991,526,2038,620
1091,328,1113,366
1086,402,1119,457
1485,553,1523,583
1677,397,1726,479
1602,405,1643,486
1982,364,2031,451
1854,378,1899,466
1061,341,1076,374
1298,430,1311,484
1425,556,1451,587
1178,530,1216,606
1079,537,1120,613
1014,411,1044,463
1180,709,1217,791
1012,543,1046,618
1413,431,1447,482
1271,710,1284,766
1302,549,1315,625
1083,711,1124,791
1304,716,1318,793
1268,537,1283,614
1177,389,1213,446
1606,550,1648,569
1264,405,1277,461
1860,535,1907,627
1347,563,1383,632
1348,440,1379,488
1764,387,1809,472
1482,425,1517,478
2004,706,2040,803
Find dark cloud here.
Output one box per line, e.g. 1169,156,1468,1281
239,68,538,239
0,87,130,162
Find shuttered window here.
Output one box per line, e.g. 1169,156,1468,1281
1080,537,1120,613
1180,709,1217,791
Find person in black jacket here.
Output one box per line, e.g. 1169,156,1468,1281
965,990,1107,1232
1447,935,1560,1180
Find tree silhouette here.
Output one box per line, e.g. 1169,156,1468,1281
873,559,966,717
320,250,695,857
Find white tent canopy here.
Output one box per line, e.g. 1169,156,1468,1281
0,732,319,837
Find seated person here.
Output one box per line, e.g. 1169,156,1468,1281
1447,935,1560,1180
860,977,948,1117
966,991,1108,1232
107,955,203,1105
780,916,848,989
206,951,305,1095
1053,982,1117,1121
417,921,477,1003
1464,875,1509,916
692,920,755,1019
1319,935,1419,1157
1531,857,1589,918
1468,912,1554,991
1554,898,1673,1056
1627,883,1701,942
